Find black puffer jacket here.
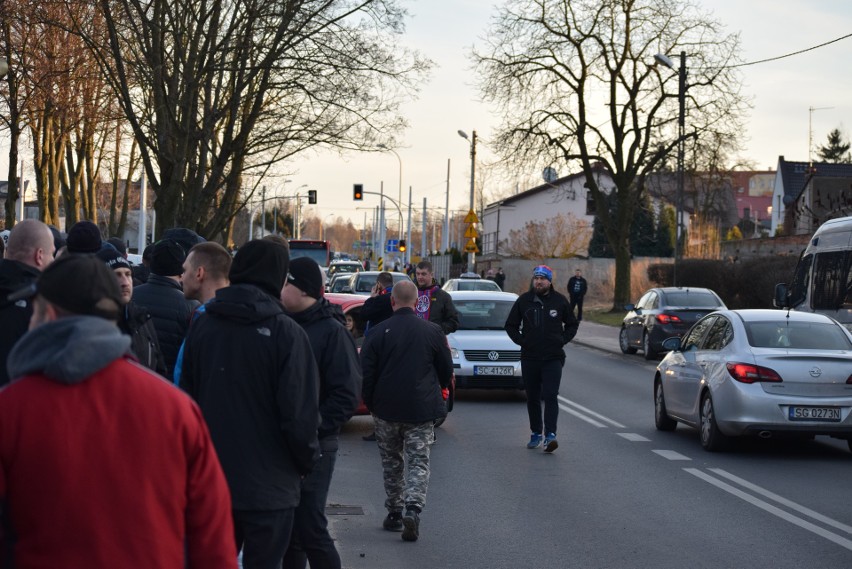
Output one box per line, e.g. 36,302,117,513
131,274,199,377
361,307,453,423
119,301,167,376
505,286,578,362
180,284,320,510
286,298,361,452
0,259,40,386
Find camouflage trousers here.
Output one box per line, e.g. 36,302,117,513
374,417,434,513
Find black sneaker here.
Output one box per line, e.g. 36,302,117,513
401,508,420,542
383,511,403,532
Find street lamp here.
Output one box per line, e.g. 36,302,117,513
654,51,686,287
377,144,404,244
457,130,477,273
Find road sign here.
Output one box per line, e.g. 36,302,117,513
385,239,399,253
464,209,479,224
464,238,479,253
464,225,479,238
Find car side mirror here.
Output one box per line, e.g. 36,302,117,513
773,283,789,309
661,337,681,352
624,303,635,311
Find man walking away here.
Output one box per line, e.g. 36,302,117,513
0,219,55,387
360,280,453,542
505,265,578,453
566,268,588,321
180,239,320,569
0,255,236,568
280,257,361,569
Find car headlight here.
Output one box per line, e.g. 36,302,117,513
450,347,459,359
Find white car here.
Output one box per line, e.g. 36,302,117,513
446,291,523,390
654,309,852,452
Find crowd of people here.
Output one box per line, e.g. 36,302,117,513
0,219,579,567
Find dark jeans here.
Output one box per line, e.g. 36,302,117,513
569,295,585,320
281,451,341,569
233,508,295,569
522,358,564,435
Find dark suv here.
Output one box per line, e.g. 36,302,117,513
619,287,726,359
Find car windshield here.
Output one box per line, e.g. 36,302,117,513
665,292,722,308
454,300,514,330
745,321,852,350
329,263,360,276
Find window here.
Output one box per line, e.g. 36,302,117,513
635,292,652,310
664,291,723,308
702,317,733,351
682,316,716,351
811,252,852,310
647,292,659,309
586,191,596,215
454,300,515,330
745,321,852,350
787,254,812,308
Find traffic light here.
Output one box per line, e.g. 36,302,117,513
398,239,406,253
353,183,363,200
307,189,317,204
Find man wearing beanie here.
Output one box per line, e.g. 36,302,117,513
280,257,360,569
96,248,166,375
504,265,578,453
65,220,102,254
132,238,199,378
179,239,320,567
0,255,236,567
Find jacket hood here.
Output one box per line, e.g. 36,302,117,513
286,297,346,327
0,259,40,296
206,283,285,324
7,316,132,384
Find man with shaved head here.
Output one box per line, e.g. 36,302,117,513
0,220,56,386
360,279,453,542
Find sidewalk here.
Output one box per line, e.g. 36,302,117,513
570,319,622,355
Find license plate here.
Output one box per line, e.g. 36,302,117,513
788,406,841,422
474,366,514,376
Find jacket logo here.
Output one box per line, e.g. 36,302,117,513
257,327,271,337
549,309,558,318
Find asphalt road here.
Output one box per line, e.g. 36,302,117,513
327,338,852,568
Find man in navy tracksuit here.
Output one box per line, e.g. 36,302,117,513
504,265,578,453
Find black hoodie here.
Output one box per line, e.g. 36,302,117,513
180,283,320,510
0,259,41,386
285,298,361,452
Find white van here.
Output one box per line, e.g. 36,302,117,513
775,215,852,333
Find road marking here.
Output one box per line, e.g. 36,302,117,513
559,404,607,427
685,468,852,552
558,396,626,428
652,450,692,461
708,468,852,536
617,433,650,442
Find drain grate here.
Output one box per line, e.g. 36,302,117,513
326,504,364,516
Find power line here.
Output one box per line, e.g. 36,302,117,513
730,32,852,68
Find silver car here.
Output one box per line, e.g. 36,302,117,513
654,309,852,452
446,291,523,390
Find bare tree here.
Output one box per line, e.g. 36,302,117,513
504,213,591,259
473,0,746,309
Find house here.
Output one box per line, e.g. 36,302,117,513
0,180,37,222
771,156,852,235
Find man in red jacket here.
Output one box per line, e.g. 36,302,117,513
0,255,236,568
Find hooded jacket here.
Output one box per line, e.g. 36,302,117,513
286,298,361,452
0,259,40,387
360,307,454,423
505,286,579,361
180,284,320,510
0,316,235,568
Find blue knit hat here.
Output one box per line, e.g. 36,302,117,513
532,265,553,281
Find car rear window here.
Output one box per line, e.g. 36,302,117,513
665,292,722,308
745,321,852,350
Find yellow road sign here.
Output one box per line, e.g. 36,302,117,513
464,225,479,238
464,238,479,253
463,209,479,224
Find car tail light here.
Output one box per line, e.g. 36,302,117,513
726,362,783,384
656,314,682,324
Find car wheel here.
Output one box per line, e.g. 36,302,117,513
654,379,677,431
643,330,657,360
619,326,637,354
699,393,730,452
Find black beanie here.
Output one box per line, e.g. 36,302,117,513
66,221,102,254
229,239,289,298
162,227,205,253
149,239,186,277
286,257,324,300
96,247,132,272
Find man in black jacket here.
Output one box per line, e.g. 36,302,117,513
566,268,588,321
280,257,360,569
361,271,394,331
361,280,453,543
505,265,578,453
180,239,320,568
0,220,55,387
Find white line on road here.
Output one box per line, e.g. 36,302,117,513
558,396,626,428
708,468,852,536
559,404,607,427
617,433,651,442
685,468,852,552
652,450,692,461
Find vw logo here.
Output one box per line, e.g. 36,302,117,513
809,366,822,378
488,351,500,361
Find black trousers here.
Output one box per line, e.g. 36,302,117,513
521,358,564,435
233,507,295,569
282,450,341,569
569,294,584,320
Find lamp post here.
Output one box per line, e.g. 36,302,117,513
457,130,477,273
377,144,404,243
654,51,686,287
320,213,335,241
